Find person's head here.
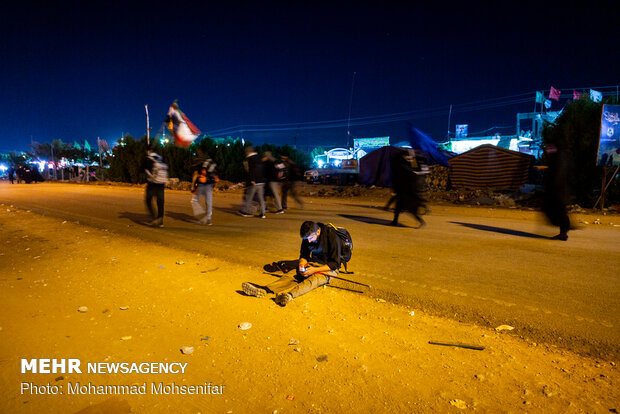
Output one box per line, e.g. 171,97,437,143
148,143,160,154
245,146,255,156
262,151,275,161
300,221,320,242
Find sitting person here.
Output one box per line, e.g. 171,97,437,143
242,221,342,306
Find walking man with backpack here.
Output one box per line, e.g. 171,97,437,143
242,221,352,306
191,148,217,225
144,146,168,227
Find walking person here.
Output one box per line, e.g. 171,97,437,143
390,149,426,228
280,151,304,209
238,146,267,218
190,148,217,226
262,151,284,214
8,166,15,184
541,142,572,241
144,146,168,227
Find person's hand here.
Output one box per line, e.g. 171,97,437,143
301,266,314,277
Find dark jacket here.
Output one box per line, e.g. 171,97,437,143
263,159,278,182
245,152,265,184
299,223,341,271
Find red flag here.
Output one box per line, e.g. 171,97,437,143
166,102,201,148
573,90,581,100
549,86,561,101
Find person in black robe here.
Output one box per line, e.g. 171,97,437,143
390,149,426,228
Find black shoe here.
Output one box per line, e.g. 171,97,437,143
275,209,284,214
259,214,266,219
237,210,252,217
263,262,279,272
242,282,267,298
551,233,568,241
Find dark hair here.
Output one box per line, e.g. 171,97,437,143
300,221,319,238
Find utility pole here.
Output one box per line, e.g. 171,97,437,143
347,72,357,148
145,105,150,146
446,104,453,139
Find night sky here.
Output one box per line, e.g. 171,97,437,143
1,1,618,153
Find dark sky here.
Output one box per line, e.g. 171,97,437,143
1,1,618,153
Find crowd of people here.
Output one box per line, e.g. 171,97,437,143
143,145,304,228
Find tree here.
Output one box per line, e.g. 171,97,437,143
542,97,618,206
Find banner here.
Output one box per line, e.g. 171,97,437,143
573,90,581,100
597,104,620,166
544,99,552,109
590,89,603,103
455,124,468,138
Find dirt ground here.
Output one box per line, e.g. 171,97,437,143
0,201,618,413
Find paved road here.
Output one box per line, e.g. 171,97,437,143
1,182,619,358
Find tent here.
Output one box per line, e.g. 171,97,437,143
358,146,409,188
448,144,533,191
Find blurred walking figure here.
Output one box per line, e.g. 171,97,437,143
280,151,304,209
262,151,284,214
238,146,267,218
144,146,168,227
390,149,427,228
541,143,571,241
191,148,217,226
8,166,15,184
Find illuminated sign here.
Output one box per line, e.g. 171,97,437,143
327,148,351,159
456,124,468,138
598,104,620,166
353,137,390,149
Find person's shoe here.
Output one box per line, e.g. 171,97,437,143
149,218,163,227
259,214,266,219
237,210,252,217
275,209,284,214
263,262,279,272
207,219,212,226
275,293,293,306
242,282,266,298
551,233,568,241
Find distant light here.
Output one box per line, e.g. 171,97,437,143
316,160,324,168
0,164,7,172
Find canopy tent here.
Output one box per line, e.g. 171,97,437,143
358,146,410,188
448,144,534,191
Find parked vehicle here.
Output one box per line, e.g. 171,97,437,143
304,159,359,185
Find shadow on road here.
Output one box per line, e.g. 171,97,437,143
339,213,409,227
449,221,548,239
166,211,196,223
118,211,152,226
214,206,244,216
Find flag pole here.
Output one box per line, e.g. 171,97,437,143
145,104,150,146
446,104,452,139
98,137,103,181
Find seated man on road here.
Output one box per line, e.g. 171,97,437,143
242,221,341,306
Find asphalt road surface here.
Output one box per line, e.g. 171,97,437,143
1,182,618,359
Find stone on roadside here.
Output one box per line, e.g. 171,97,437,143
181,346,194,355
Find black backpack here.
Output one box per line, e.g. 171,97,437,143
327,223,353,273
